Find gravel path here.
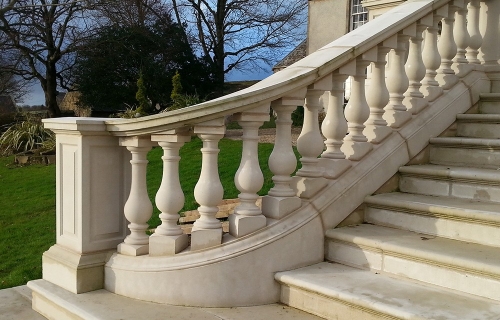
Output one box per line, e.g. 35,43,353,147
225,127,301,146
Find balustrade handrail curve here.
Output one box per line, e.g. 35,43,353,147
105,0,450,137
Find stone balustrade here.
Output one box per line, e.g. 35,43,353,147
42,0,500,297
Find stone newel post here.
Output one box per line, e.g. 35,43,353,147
41,118,130,293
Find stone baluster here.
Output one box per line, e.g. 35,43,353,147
118,136,155,256
319,71,352,178
422,6,448,102
436,3,459,89
466,0,482,65
191,118,225,250
149,130,190,256
384,25,415,128
404,17,433,115
478,0,500,90
229,104,270,237
262,91,306,219
292,77,330,199
341,50,376,160
478,0,500,67
364,39,395,143
296,79,330,178
453,0,472,76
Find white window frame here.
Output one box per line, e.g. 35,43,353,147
350,0,368,31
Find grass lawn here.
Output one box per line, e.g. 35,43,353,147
0,138,300,289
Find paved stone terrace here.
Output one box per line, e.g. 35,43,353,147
1,283,324,320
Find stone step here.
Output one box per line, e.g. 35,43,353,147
479,93,500,114
275,262,500,320
325,224,500,300
28,280,321,320
364,192,500,247
399,164,500,202
456,113,500,138
429,137,500,169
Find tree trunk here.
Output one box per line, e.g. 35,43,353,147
213,0,226,96
45,63,61,117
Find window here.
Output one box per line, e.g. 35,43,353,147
351,0,368,31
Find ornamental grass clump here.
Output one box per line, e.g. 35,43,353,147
0,113,55,156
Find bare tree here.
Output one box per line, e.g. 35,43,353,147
96,0,170,27
0,0,95,116
0,59,30,101
170,0,307,93
0,0,18,15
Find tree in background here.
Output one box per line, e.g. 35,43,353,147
169,70,201,110
0,52,29,102
0,0,96,117
170,0,307,93
135,71,150,114
73,19,214,113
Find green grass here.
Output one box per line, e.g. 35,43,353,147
0,138,300,289
0,156,56,290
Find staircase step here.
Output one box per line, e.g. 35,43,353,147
457,114,500,138
276,262,500,320
325,224,500,300
399,164,500,202
364,192,500,247
479,93,500,114
430,137,500,168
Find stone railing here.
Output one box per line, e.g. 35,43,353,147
42,0,500,295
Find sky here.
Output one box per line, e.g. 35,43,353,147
22,66,274,106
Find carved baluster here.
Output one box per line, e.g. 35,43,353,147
191,118,225,250
404,17,432,115
478,0,500,67
466,0,482,65
296,79,329,178
118,136,155,256
319,71,352,178
478,0,500,90
262,92,305,219
149,130,190,256
453,0,472,76
229,105,269,237
341,51,376,160
436,4,459,89
364,40,394,143
292,78,330,199
422,6,447,101
384,26,415,128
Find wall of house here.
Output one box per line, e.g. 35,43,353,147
363,0,406,20
307,0,350,54
307,0,406,55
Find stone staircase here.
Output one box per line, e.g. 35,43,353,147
275,94,500,319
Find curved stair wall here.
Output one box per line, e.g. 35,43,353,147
40,0,499,308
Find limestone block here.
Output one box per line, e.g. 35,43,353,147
117,243,149,256
228,214,266,238
262,196,302,220
341,141,372,161
42,245,109,294
291,177,328,199
318,158,351,179
190,228,222,251
149,234,189,256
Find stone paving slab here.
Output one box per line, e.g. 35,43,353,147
0,286,45,320
5,280,324,320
